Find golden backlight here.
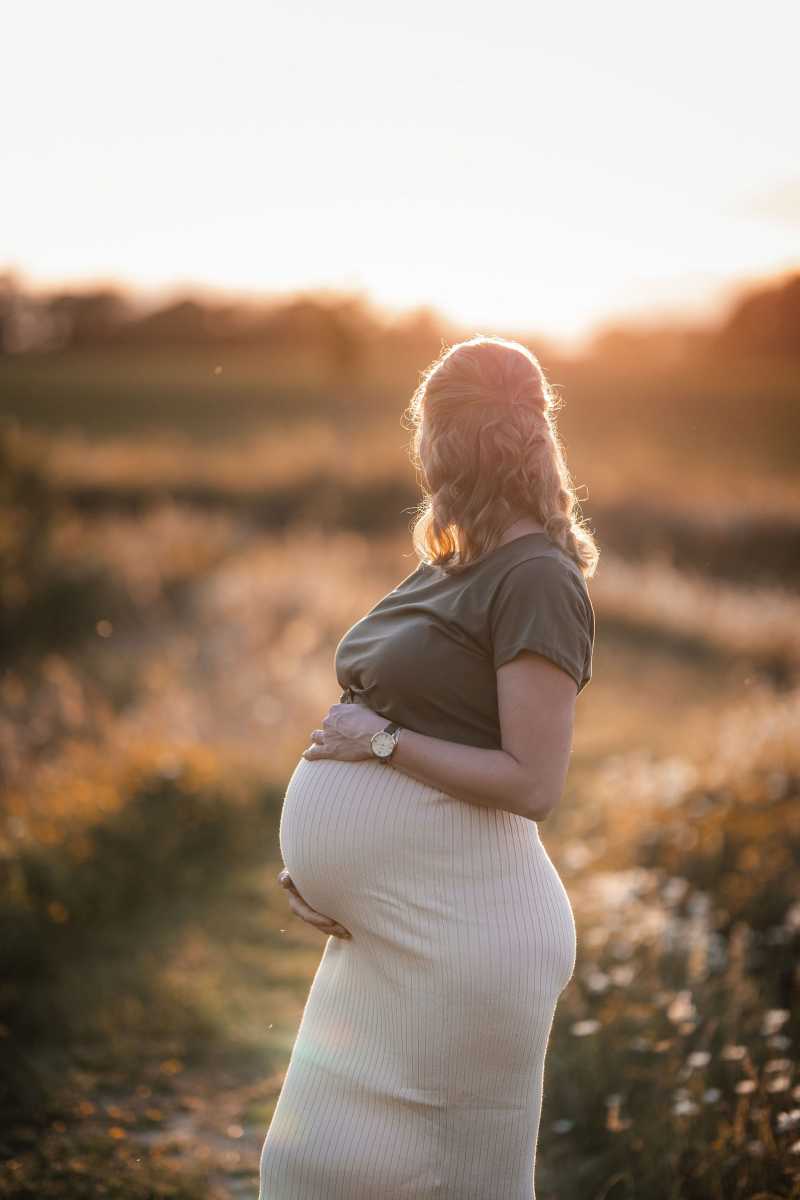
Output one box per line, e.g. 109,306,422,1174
1,0,797,349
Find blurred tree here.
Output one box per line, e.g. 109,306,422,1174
0,272,17,353
238,292,373,382
113,296,240,345
713,271,800,359
587,322,702,369
0,271,62,354
46,288,132,349
383,304,455,363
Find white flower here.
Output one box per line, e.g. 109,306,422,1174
762,1009,790,1036
765,1058,793,1073
585,970,610,993
571,1019,601,1036
667,990,696,1023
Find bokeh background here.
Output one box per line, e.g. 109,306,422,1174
1,3,799,1197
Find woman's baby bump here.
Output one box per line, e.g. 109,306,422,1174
278,757,575,986
278,757,439,928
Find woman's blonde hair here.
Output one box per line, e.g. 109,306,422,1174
404,335,599,579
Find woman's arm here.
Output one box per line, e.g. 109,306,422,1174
307,651,579,822
388,650,578,822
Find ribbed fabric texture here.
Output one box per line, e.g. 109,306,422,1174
258,756,577,1199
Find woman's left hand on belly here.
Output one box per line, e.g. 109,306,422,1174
302,701,386,762
278,868,352,939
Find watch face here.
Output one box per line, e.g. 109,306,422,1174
371,730,396,758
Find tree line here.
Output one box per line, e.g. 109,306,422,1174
0,269,797,364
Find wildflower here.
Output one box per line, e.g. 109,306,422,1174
667,990,696,1024
47,900,69,924
571,1019,601,1036
765,1058,793,1073
663,877,690,905
605,1094,632,1131
687,891,710,916
761,1009,790,1036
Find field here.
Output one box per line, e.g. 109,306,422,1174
1,343,799,1198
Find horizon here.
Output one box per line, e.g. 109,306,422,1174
2,261,796,358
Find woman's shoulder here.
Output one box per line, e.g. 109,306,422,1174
495,541,588,590
492,545,594,628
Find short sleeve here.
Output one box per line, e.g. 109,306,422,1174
489,556,594,692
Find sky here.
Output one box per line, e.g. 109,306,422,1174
2,0,798,351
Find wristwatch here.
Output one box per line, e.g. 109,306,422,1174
370,722,401,764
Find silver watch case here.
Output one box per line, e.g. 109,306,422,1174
370,724,399,761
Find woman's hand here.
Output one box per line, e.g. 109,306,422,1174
301,701,387,762
278,868,351,939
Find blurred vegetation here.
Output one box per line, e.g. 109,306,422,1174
1,771,279,1076
0,272,798,1196
2,271,799,591
542,703,800,1199
0,431,136,665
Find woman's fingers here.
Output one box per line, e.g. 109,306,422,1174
283,876,326,909
277,867,352,938
285,892,352,939
287,895,352,938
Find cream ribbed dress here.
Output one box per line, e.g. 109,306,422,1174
258,756,577,1199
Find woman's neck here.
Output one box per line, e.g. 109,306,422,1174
498,516,546,545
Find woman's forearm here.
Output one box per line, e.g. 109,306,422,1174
388,726,541,821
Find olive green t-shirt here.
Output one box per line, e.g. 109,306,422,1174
334,531,595,750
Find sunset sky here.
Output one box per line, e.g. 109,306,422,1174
3,0,797,350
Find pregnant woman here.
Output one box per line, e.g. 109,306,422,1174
258,334,599,1199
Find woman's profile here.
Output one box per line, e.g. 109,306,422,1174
258,334,599,1198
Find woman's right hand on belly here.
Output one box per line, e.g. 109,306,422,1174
277,868,352,939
